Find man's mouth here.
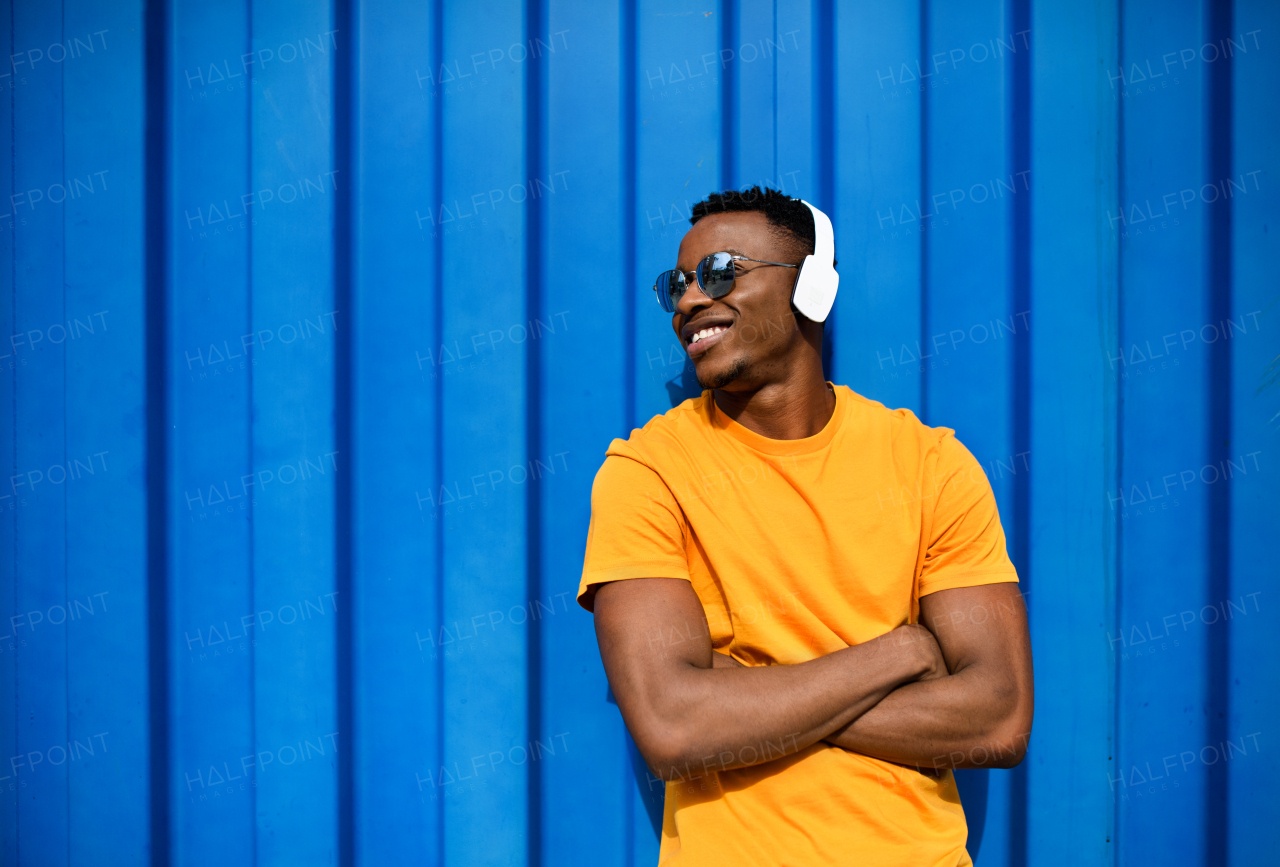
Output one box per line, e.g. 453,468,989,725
686,323,731,357
689,326,728,346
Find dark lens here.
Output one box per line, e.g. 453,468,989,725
654,269,685,312
697,252,736,299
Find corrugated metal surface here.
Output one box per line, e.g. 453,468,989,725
1,0,1276,864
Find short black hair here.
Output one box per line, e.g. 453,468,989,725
689,186,831,264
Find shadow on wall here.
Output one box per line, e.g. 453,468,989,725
666,357,705,407
628,731,665,839
952,768,989,862
608,684,665,838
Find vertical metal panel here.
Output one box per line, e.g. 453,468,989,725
1027,1,1119,866
774,1,813,202
2,1,1277,865
438,2,530,864
634,1,721,420
922,0,1017,464
63,3,151,861
0,5,14,863
1228,1,1279,862
732,0,776,187
248,2,340,862
168,1,255,862
350,0,441,862
11,1,70,862
1115,1,1210,862
831,0,922,413
0,4,151,862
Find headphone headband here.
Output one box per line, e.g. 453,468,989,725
801,200,835,266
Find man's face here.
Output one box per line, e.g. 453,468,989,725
672,211,810,391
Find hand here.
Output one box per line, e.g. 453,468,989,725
884,623,948,682
821,585,1033,769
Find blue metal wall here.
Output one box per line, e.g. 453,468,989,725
1,0,1276,864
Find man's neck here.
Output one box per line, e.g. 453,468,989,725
712,365,836,441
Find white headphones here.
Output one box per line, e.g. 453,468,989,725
791,200,839,323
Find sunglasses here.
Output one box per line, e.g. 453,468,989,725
652,252,798,313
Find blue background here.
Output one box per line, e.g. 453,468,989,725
1,0,1277,864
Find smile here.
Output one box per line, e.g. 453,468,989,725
689,326,728,346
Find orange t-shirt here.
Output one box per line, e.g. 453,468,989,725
578,385,1018,867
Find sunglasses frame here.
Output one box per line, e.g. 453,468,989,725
652,252,798,313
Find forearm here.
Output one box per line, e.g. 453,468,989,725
636,635,925,779
824,665,1030,769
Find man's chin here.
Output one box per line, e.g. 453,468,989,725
695,358,748,390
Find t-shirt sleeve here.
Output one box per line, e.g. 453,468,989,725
577,453,691,612
917,433,1020,597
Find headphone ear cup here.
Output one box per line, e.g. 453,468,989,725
795,199,837,322
791,256,838,323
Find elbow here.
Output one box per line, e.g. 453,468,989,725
985,731,1029,769
983,708,1034,769
942,727,1029,771
947,688,1032,770
636,731,698,781
616,674,714,779
628,713,703,781
635,718,733,781
967,671,1033,769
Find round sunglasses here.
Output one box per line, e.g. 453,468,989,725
652,252,798,313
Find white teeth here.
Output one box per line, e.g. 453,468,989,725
690,326,726,345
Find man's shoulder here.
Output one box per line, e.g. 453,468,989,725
605,392,714,464
836,385,954,442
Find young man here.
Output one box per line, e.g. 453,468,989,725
577,187,1033,866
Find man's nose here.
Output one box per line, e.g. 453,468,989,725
675,276,713,317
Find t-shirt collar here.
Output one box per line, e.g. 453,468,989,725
707,383,847,456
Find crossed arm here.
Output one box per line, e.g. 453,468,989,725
593,577,1033,780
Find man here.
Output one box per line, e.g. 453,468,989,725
577,186,1033,866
